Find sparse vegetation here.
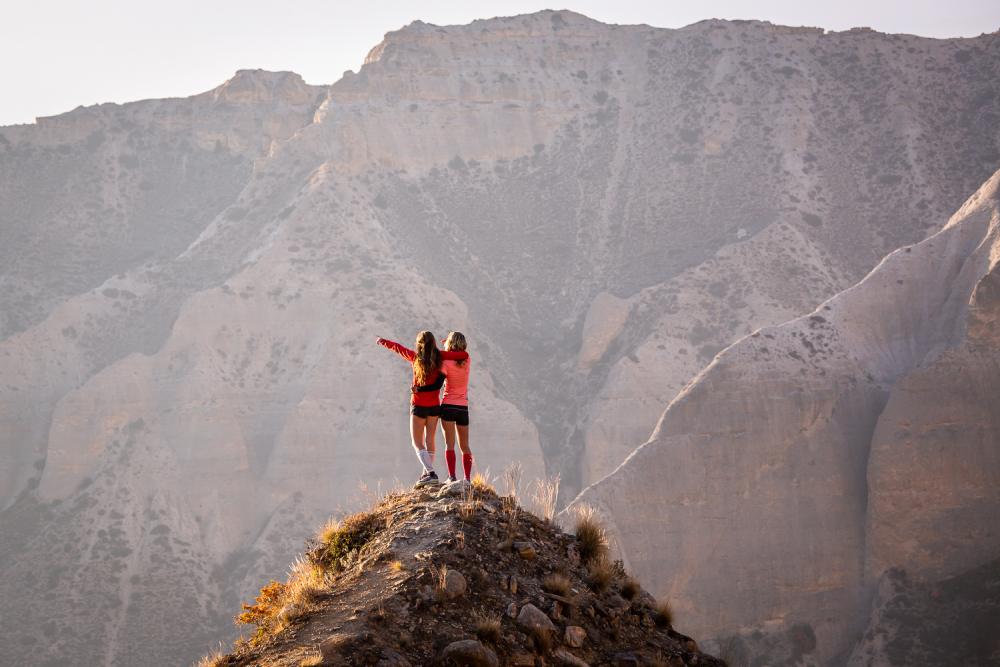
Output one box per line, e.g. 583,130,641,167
586,557,613,593
236,580,287,629
472,470,497,495
474,614,503,643
621,576,641,600
654,598,675,628
194,648,227,667
528,474,560,522
542,572,572,596
312,509,382,569
573,506,608,564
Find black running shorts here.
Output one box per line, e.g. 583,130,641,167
440,404,470,426
410,404,441,418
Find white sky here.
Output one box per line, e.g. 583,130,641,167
2,0,999,127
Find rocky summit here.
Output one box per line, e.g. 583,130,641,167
2,9,1000,667
202,482,722,667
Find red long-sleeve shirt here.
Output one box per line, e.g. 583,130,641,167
377,338,469,406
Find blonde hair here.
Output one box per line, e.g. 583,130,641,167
413,331,441,385
444,331,467,367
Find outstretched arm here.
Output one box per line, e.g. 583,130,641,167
439,349,469,361
376,337,416,362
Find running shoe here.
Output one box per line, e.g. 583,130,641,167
414,470,441,488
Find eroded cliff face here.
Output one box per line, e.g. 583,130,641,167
568,171,1000,663
1,10,999,666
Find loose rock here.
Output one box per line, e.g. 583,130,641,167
514,541,537,560
441,639,500,667
517,603,557,635
564,625,587,647
554,648,591,667
442,568,468,599
376,648,413,667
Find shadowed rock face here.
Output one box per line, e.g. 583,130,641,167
567,170,1000,663
1,9,1000,666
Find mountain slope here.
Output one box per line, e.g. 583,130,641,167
567,169,1000,663
2,10,1000,666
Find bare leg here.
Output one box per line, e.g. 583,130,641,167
457,424,471,456
441,419,458,451
410,415,427,451
424,416,439,456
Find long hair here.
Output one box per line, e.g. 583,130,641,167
413,330,441,385
444,331,467,367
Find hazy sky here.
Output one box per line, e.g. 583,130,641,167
2,0,999,126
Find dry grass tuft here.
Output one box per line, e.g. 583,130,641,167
285,556,324,610
621,576,641,600
573,506,608,564
531,624,553,653
527,474,561,522
502,462,523,499
471,469,496,495
541,572,573,597
298,655,323,667
586,557,613,593
474,613,503,644
388,560,405,572
653,598,675,628
194,647,227,667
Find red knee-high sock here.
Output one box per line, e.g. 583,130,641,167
462,453,473,481
445,450,457,479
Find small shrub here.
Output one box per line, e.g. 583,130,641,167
586,558,613,593
653,599,674,628
574,506,608,564
474,614,503,643
313,510,382,569
389,560,405,572
542,572,572,597
236,580,286,628
621,576,641,600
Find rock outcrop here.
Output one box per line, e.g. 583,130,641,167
2,10,1000,666
202,484,723,667
568,170,1000,663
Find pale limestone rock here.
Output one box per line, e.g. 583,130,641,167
568,171,1000,661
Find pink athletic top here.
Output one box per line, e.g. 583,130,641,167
441,357,470,407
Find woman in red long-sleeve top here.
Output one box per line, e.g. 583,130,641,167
376,331,469,487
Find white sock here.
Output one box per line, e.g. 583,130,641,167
417,449,434,473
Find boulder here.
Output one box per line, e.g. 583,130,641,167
441,639,499,667
442,568,467,599
516,603,556,635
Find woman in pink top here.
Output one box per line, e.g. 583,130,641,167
439,331,473,482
